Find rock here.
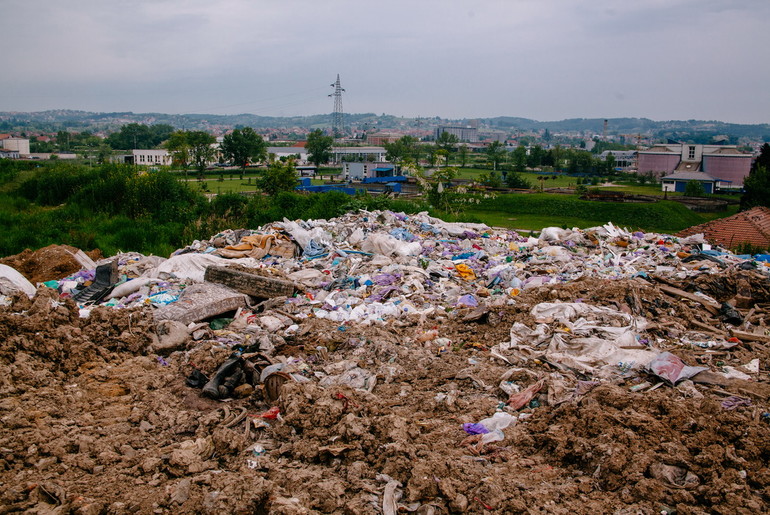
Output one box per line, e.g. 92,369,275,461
152,320,190,355
233,383,254,398
168,478,191,505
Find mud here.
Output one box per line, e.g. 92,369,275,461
1,274,769,513
0,245,103,284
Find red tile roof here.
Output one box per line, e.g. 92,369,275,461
677,206,770,250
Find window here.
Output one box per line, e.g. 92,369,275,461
688,146,696,160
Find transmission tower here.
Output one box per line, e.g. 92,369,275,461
329,74,345,137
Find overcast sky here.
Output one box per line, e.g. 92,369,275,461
1,0,768,124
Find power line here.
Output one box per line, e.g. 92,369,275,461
329,74,345,137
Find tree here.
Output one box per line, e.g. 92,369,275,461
427,146,439,167
306,129,333,168
384,135,418,166
414,166,458,211
56,131,71,152
220,127,267,175
511,145,528,173
458,144,469,168
478,171,503,188
604,153,616,175
436,131,459,166
756,143,770,171
486,141,507,170
550,145,564,171
258,159,298,195
96,144,113,165
527,145,545,168
105,123,173,150
505,171,533,189
435,149,448,168
740,143,770,210
684,180,706,197
186,131,216,177
166,131,191,175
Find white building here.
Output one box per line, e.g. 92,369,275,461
343,162,396,181
267,146,308,163
435,126,479,143
2,138,30,155
599,150,637,169
132,149,172,166
331,146,387,164
0,148,20,159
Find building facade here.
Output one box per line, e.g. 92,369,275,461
132,149,172,166
435,126,479,143
599,150,637,170
343,162,396,181
660,171,721,194
267,147,308,163
0,148,20,159
637,144,752,187
331,146,387,164
366,133,403,146
1,138,30,155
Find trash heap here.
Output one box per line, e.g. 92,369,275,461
1,210,770,513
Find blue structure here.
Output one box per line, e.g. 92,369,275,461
661,171,723,194
295,184,362,195
361,175,407,184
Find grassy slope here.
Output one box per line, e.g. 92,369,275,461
462,193,731,234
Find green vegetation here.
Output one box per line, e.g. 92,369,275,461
257,160,300,196
684,180,706,197
219,127,267,173
464,193,715,233
0,154,744,260
740,143,770,210
105,123,174,150
0,160,421,258
306,129,333,168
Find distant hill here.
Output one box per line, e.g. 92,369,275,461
482,116,770,139
1,110,768,141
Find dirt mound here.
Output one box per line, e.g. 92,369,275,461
1,259,770,511
0,244,103,283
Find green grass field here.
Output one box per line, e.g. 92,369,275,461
457,192,736,234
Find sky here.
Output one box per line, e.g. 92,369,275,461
1,0,769,124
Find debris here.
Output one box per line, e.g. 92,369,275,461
721,396,752,410
648,352,708,385
0,263,36,297
3,210,770,513
203,265,294,298
154,283,248,325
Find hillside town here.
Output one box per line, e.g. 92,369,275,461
0,112,766,195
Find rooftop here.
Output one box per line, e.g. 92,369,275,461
663,171,719,181
677,206,770,250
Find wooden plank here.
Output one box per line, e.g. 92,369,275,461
204,266,295,298
729,329,770,343
657,284,720,315
689,318,724,335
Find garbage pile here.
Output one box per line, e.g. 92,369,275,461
1,210,770,513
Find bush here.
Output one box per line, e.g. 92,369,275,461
684,180,706,197
505,171,532,189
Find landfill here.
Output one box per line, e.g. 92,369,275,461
1,209,770,513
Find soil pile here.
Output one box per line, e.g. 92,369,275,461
1,271,769,513
2,211,770,513
0,245,102,284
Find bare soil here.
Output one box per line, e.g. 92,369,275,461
1,270,769,514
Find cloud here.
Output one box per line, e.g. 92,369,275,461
1,0,768,123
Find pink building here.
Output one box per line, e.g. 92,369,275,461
637,144,752,188
702,147,754,188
